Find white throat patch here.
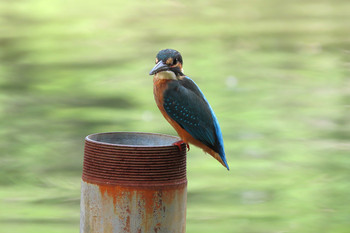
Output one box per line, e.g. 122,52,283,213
155,71,177,80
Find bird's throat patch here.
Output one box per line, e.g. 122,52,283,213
155,71,177,80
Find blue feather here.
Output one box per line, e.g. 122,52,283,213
182,77,229,170
163,76,229,170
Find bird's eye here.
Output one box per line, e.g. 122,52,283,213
173,59,177,65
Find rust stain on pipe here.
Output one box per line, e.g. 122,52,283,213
80,132,187,233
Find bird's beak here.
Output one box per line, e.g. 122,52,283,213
149,61,169,75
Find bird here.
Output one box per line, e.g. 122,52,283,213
149,49,229,170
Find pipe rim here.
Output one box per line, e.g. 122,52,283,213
85,131,181,148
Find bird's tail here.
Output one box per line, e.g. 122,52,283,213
210,151,230,171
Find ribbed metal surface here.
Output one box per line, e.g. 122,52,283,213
80,132,187,233
82,132,187,185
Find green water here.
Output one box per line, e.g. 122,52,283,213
1,0,349,232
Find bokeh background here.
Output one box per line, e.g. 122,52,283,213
1,0,349,232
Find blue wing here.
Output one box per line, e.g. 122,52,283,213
163,76,228,167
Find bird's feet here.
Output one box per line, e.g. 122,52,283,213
172,140,190,152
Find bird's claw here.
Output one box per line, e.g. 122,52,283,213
172,140,190,152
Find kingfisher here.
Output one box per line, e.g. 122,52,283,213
149,49,229,170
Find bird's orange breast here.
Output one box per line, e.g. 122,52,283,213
153,77,175,125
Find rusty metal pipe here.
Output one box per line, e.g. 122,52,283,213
80,132,187,233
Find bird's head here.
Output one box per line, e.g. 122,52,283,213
149,49,184,76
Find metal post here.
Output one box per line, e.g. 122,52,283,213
80,132,187,233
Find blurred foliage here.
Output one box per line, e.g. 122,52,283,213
0,0,350,232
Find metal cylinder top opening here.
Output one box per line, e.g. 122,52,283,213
86,132,181,147
83,132,187,186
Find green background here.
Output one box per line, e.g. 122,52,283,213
1,0,349,232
